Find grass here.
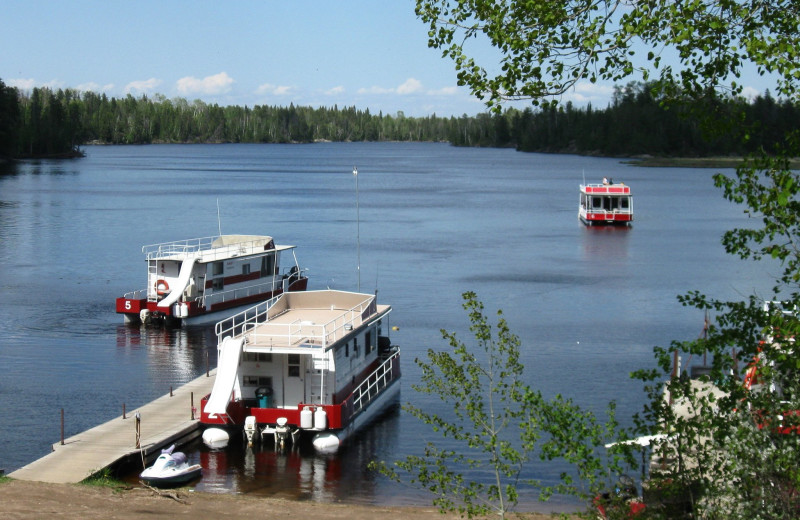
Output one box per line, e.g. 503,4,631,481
80,468,129,491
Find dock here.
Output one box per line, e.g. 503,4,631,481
9,370,217,484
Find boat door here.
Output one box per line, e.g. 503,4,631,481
282,353,305,406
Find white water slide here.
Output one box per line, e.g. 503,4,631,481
157,256,197,308
204,336,245,418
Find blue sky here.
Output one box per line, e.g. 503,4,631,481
1,1,776,117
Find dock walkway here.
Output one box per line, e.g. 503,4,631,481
9,370,216,484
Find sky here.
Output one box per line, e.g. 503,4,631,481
1,1,778,118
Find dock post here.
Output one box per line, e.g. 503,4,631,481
123,403,126,419
60,408,64,446
170,386,173,397
191,392,195,420
135,411,141,449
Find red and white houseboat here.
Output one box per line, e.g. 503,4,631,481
116,235,308,327
200,289,400,452
579,182,634,226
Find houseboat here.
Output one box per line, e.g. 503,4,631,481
116,235,308,326
579,181,633,226
200,289,400,453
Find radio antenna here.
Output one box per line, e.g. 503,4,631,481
216,198,222,236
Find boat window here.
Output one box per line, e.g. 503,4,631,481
213,261,224,276
244,352,272,363
288,354,301,377
620,197,630,209
242,264,251,276
353,337,359,357
243,376,272,387
212,278,224,291
365,331,373,354
591,197,603,209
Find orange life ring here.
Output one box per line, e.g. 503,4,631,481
155,279,170,296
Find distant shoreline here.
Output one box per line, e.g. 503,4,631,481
625,155,800,168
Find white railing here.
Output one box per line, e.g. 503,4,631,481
217,294,375,349
348,349,400,416
247,306,367,348
142,235,278,262
201,277,285,309
215,293,283,343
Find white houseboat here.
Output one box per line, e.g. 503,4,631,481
200,289,400,452
579,182,633,226
116,235,308,326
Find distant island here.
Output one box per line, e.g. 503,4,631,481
1,78,796,163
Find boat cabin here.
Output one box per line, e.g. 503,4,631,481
579,183,633,226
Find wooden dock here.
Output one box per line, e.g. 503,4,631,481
9,370,217,484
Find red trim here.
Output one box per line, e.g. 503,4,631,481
115,297,146,313
584,185,631,194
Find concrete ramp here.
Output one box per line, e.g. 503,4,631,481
157,256,197,308
205,336,244,417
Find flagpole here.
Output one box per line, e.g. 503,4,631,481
353,166,360,292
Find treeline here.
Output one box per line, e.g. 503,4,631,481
0,78,797,159
449,82,800,157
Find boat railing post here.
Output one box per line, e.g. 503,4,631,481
60,408,65,446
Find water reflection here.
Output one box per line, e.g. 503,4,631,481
115,324,218,383
580,224,631,261
127,403,403,504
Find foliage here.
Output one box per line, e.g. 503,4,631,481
414,1,800,518
370,291,629,519
81,468,128,490
415,0,800,111
2,77,799,160
0,79,20,158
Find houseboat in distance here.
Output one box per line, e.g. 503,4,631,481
200,289,400,453
116,235,308,327
579,180,633,226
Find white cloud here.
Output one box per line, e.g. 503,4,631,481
7,78,37,90
741,86,760,101
176,72,234,96
358,79,425,96
255,83,293,96
124,78,162,95
427,86,459,96
76,82,115,93
396,78,423,95
357,85,394,95
325,86,345,95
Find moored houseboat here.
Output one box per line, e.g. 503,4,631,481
200,289,400,452
116,235,308,326
579,181,633,226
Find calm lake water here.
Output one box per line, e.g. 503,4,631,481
0,143,777,511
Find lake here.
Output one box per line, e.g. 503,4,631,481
0,142,776,511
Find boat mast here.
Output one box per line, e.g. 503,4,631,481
353,166,361,292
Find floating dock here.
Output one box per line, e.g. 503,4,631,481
9,370,216,484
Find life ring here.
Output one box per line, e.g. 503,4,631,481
155,279,170,296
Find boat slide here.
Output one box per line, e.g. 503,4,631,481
157,256,197,308
204,336,244,419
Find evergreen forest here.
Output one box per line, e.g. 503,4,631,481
0,78,797,160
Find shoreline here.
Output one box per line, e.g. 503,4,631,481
0,479,568,520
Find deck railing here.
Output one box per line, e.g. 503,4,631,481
142,235,280,262
215,293,375,348
215,294,283,344
246,302,369,348
342,349,400,421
